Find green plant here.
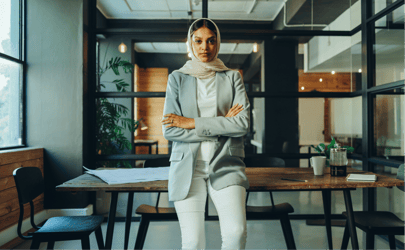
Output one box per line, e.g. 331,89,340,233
96,57,138,168
311,137,354,159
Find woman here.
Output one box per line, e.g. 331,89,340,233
161,18,250,249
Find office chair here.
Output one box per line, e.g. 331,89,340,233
13,167,104,250
124,157,176,250
244,156,296,249
341,164,404,250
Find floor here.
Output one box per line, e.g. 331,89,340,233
13,219,392,249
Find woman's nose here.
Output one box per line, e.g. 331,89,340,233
201,42,207,51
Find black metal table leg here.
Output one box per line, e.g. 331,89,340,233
105,192,119,250
124,192,134,250
343,190,359,250
322,190,333,249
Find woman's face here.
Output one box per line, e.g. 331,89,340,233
191,26,217,62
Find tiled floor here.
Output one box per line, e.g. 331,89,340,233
13,219,392,249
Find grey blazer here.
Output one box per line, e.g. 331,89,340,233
162,70,250,202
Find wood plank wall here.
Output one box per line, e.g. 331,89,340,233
135,68,169,155
0,148,44,248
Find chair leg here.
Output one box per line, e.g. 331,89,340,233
81,236,91,250
125,192,134,250
95,227,105,249
134,216,150,250
279,215,296,250
340,223,350,250
366,233,374,250
388,235,396,250
47,241,55,249
30,238,41,250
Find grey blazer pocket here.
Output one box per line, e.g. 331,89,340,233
169,152,184,162
228,146,245,158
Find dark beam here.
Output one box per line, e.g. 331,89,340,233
202,0,208,18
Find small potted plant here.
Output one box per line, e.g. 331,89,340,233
311,137,354,167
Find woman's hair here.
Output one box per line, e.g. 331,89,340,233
190,19,217,37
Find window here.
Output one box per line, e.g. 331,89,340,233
0,0,25,149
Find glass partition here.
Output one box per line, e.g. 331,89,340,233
373,4,404,86
373,88,404,158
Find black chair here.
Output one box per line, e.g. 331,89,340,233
13,167,104,250
244,156,297,249
124,157,177,250
341,164,405,250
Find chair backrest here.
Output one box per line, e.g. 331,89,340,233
397,164,404,192
144,157,170,168
244,156,286,168
13,167,44,205
13,167,44,239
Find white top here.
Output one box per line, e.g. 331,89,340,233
196,76,216,161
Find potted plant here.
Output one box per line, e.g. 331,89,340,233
311,137,354,167
96,57,139,168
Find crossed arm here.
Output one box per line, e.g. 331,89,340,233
162,72,250,142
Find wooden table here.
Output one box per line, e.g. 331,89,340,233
56,167,404,250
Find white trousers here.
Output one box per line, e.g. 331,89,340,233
174,160,247,250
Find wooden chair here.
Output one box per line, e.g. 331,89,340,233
341,164,405,250
128,157,177,250
13,167,104,250
244,156,297,249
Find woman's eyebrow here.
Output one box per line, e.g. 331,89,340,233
194,36,216,39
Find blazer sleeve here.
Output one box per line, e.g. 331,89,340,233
194,71,250,137
162,74,219,143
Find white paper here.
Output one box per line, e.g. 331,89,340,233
83,166,170,185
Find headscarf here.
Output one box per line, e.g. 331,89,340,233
174,18,230,79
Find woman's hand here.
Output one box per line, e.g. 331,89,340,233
225,103,243,117
162,113,195,129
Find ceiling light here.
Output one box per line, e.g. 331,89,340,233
118,42,127,53
331,71,335,74
253,43,258,53
301,87,305,90
319,78,323,82
358,69,362,73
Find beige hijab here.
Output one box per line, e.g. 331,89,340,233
174,18,230,79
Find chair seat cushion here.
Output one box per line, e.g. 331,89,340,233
136,204,177,214
36,216,104,234
247,202,294,214
342,211,404,229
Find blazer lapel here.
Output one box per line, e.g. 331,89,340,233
216,72,233,117
181,75,199,119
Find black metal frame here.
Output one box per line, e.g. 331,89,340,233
0,0,27,150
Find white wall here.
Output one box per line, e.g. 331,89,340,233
26,0,87,208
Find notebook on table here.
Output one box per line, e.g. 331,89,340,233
346,174,377,182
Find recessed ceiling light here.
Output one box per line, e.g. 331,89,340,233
253,43,258,53
319,78,323,82
331,71,335,74
301,87,305,90
358,69,362,73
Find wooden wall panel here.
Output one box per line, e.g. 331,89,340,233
135,68,169,155
298,70,352,92
0,148,44,239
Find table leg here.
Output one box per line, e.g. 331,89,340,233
343,190,359,250
322,190,333,249
148,145,151,154
105,192,118,250
124,192,134,250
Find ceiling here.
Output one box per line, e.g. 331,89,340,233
134,42,254,54
97,0,286,21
